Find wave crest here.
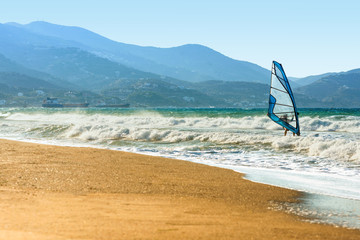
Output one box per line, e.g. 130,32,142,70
2,111,360,163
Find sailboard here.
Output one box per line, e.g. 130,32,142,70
267,61,300,136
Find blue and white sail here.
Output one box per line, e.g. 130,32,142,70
268,61,300,136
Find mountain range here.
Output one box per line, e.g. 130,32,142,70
296,71,360,107
0,21,358,108
17,21,270,83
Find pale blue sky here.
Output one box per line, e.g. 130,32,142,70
1,0,359,77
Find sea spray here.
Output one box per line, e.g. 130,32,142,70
1,108,359,164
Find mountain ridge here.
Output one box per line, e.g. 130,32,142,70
296,71,360,107
12,21,270,83
0,21,359,107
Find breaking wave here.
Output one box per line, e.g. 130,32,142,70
1,109,359,163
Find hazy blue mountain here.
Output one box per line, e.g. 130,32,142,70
0,53,76,89
292,68,360,87
102,78,225,107
0,22,89,89
0,23,189,91
296,72,360,107
102,78,321,108
2,46,155,90
0,71,102,107
190,80,320,108
18,21,133,52
133,44,270,82
1,21,359,108
0,72,59,90
9,22,215,82
0,53,28,73
293,72,339,86
0,23,89,52
347,68,360,74
15,21,270,83
288,80,302,89
0,72,60,107
190,81,269,108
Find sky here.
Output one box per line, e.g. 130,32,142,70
0,0,359,77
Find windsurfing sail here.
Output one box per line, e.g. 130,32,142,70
268,61,300,136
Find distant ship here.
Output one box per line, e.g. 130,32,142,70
42,97,89,108
95,103,130,108
62,103,90,108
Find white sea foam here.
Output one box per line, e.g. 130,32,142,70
2,112,360,163
7,111,360,132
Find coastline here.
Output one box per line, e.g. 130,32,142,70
0,139,359,239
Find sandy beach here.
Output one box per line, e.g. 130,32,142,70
0,139,358,239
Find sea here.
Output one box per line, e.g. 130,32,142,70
0,107,359,228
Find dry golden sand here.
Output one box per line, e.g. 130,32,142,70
0,139,358,240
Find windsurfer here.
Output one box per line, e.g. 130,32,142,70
268,61,300,136
280,114,295,136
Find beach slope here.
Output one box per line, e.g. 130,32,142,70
0,139,358,239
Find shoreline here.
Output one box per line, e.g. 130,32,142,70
4,136,360,201
0,139,359,239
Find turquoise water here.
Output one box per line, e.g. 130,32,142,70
5,107,360,117
0,107,359,228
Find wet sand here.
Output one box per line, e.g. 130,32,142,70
0,139,358,239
